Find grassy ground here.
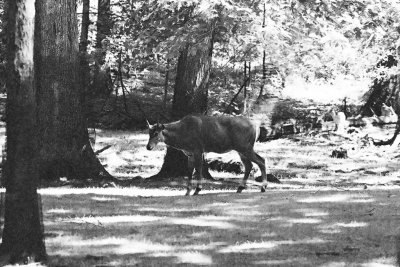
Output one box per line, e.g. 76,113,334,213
6,123,397,267
38,187,400,266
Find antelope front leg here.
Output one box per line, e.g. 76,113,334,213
193,152,203,195
185,154,195,196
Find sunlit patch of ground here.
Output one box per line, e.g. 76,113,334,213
91,126,400,196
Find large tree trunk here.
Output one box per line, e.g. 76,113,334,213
0,0,46,264
154,32,214,178
35,0,111,181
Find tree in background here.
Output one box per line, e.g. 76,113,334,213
35,0,111,182
92,0,113,96
0,0,46,264
156,26,216,178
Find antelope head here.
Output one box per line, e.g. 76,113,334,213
146,121,165,150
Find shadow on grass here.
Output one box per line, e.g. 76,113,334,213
35,189,400,266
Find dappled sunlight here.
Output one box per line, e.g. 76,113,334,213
318,221,368,234
100,153,128,173
334,221,368,228
167,216,237,229
218,241,277,253
221,208,265,217
136,207,195,213
38,186,400,265
47,208,73,214
47,235,174,256
185,242,227,251
92,196,120,202
253,257,308,265
319,229,341,234
298,193,374,203
353,175,400,185
4,263,46,267
174,251,213,265
115,239,174,255
47,234,216,265
296,208,330,217
359,257,397,267
38,187,185,197
218,238,326,254
63,214,163,224
287,218,322,224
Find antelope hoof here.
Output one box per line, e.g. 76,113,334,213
237,185,246,193
261,186,266,193
193,187,201,195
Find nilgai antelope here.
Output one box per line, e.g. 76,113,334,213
146,115,267,196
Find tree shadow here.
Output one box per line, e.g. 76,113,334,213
27,188,399,266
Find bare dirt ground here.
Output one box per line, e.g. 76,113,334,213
19,125,398,266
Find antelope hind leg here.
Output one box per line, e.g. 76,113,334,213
237,185,246,193
248,151,267,193
237,153,252,193
193,187,201,195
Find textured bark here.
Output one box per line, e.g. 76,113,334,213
0,0,46,264
92,0,112,96
258,2,267,100
156,32,214,178
172,38,213,118
79,0,90,54
96,0,111,49
79,0,92,116
35,0,111,181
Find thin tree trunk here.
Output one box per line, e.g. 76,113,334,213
92,0,112,96
96,0,111,49
163,59,170,109
258,2,267,100
0,0,46,264
154,31,214,178
243,61,247,113
80,0,90,54
35,0,111,181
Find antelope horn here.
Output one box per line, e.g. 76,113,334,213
146,119,151,128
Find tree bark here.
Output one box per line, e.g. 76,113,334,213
35,0,111,181
91,0,112,97
96,0,111,50
154,32,214,178
80,0,90,54
0,0,46,264
258,2,267,100
80,0,92,117
163,59,170,109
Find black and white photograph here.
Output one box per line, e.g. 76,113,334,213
0,0,400,266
